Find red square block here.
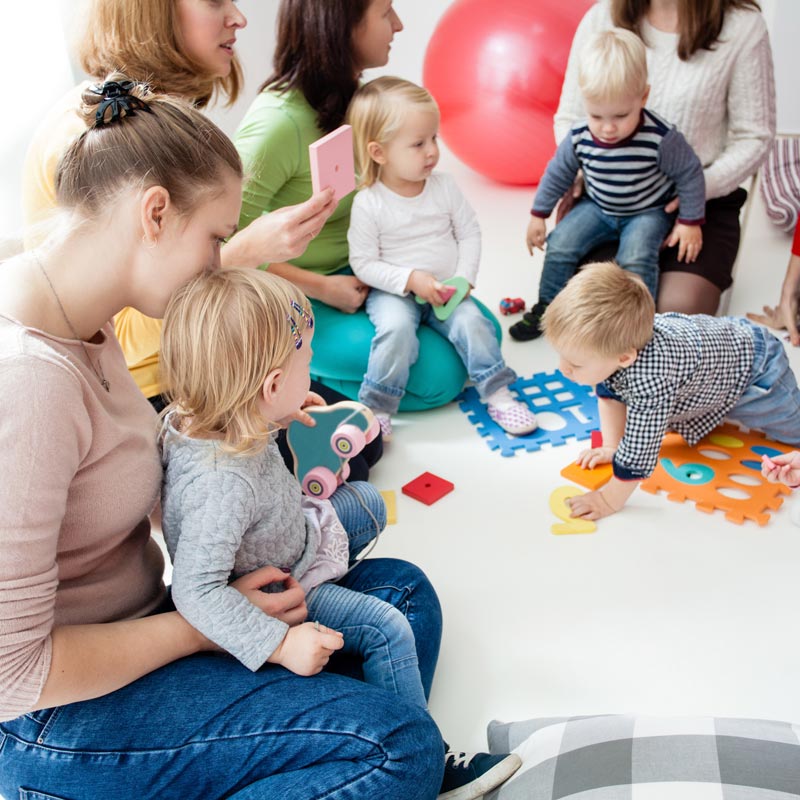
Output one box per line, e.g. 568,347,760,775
401,472,454,506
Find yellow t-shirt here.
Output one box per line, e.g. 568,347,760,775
22,83,163,399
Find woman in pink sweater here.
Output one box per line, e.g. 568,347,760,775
0,78,441,799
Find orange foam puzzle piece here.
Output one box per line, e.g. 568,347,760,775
640,423,793,526
560,460,613,490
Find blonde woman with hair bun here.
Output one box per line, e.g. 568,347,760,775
0,77,443,800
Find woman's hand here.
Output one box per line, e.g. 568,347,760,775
222,189,336,268
230,566,308,627
554,172,584,223
746,253,800,346
318,274,369,313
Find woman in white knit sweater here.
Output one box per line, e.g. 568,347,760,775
553,0,775,315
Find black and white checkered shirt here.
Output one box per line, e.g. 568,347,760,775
597,313,755,480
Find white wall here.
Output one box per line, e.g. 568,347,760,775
1,0,796,245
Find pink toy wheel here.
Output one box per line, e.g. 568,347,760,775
340,462,351,482
365,416,380,443
331,424,366,456
303,467,339,499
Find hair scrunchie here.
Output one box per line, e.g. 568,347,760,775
88,80,152,126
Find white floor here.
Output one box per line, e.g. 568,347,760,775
363,144,800,752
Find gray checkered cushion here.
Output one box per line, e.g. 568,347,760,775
486,715,800,798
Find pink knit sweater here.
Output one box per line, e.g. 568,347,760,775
0,313,165,721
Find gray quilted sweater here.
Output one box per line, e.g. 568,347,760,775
160,419,347,671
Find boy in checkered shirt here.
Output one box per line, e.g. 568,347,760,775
541,261,800,520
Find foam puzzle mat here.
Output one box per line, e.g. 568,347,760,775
640,422,793,526
459,370,599,457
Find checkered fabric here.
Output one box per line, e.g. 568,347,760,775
599,313,755,480
487,715,800,799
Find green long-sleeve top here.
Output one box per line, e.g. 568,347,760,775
234,89,354,274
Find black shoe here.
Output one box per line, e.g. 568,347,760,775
508,301,548,341
438,749,522,799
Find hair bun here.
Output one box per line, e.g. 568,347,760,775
81,72,153,127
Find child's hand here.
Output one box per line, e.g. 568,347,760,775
269,621,344,676
526,216,547,254
666,223,703,263
407,270,448,305
576,446,616,469
279,391,327,428
761,451,800,487
566,490,618,520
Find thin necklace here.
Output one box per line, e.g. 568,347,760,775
32,251,111,393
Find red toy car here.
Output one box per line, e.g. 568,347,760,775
499,297,525,315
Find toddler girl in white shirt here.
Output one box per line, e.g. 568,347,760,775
347,76,537,439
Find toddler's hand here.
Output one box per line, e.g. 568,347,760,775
407,270,447,305
666,223,703,263
526,216,547,255
576,446,615,470
269,621,344,676
279,391,327,428
761,452,800,488
566,490,618,520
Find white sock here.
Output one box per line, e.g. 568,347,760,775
485,385,517,409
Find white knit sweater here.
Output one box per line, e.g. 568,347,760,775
554,2,776,200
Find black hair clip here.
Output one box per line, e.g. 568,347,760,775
89,80,152,126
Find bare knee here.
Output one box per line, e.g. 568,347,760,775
657,272,721,315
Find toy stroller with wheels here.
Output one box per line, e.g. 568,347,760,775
286,401,380,499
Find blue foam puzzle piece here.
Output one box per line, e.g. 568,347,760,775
458,370,600,457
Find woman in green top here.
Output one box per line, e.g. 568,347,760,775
235,0,500,412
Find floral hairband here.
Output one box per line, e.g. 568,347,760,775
287,300,314,350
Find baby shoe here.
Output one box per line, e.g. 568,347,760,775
487,401,538,435
375,413,393,442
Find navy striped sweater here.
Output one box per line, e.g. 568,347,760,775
532,109,705,225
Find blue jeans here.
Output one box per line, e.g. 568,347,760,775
539,199,675,302
0,479,443,799
318,482,427,708
728,318,800,445
359,292,516,414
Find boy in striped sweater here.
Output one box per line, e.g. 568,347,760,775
511,28,705,342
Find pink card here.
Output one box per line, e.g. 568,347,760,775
309,124,356,203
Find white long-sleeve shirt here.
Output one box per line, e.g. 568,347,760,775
348,172,481,296
554,2,776,200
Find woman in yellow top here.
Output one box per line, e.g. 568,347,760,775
23,0,335,408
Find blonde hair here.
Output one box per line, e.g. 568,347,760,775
578,28,648,102
56,75,242,218
541,262,655,356
347,76,439,188
79,0,242,108
160,268,314,455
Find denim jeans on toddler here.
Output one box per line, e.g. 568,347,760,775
538,199,676,302
359,291,516,414
728,317,800,446
318,480,427,707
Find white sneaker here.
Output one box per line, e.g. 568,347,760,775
487,400,538,436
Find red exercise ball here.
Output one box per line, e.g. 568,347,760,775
423,0,593,185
